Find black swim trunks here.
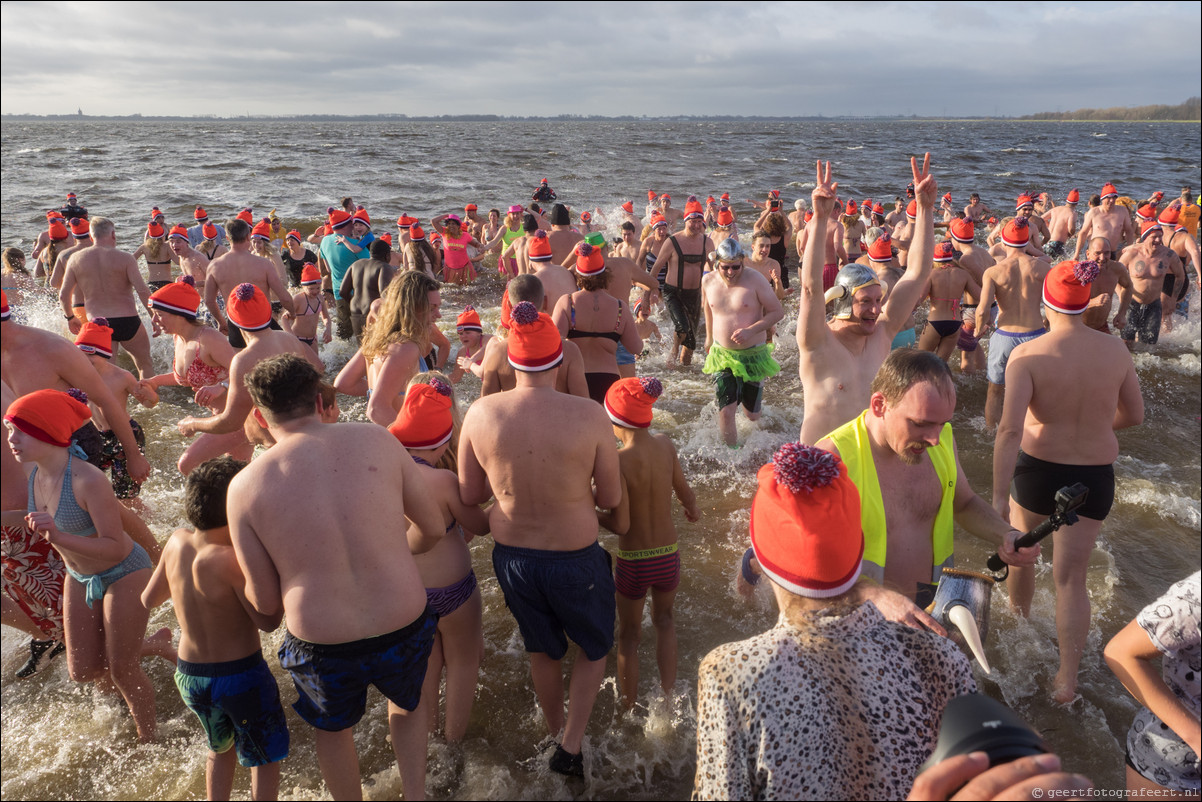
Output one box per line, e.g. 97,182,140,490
1120,299,1162,345
662,285,701,351
106,314,143,342
227,317,283,349
714,369,763,413
1010,450,1115,521
277,609,436,732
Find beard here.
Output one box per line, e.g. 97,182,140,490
899,443,927,465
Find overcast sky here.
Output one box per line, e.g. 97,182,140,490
2,1,1199,118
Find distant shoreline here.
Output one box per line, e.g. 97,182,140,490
3,115,1199,123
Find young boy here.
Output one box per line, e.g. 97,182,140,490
600,377,700,710
142,457,288,801
280,264,331,360
632,300,661,360
450,306,493,383
74,318,159,500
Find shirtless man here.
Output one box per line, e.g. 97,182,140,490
885,196,909,229
651,199,713,366
479,275,588,398
339,239,395,341
1073,183,1135,261
228,354,446,801
1042,189,1079,259
178,284,320,473
890,201,917,270
975,217,1051,428
1158,204,1200,330
58,217,156,379
946,217,994,372
795,156,936,446
989,197,1050,259
963,193,992,226
613,222,640,262
168,225,214,300
546,204,584,265
658,194,684,230
526,231,578,313
1081,237,1132,334
206,219,295,348
809,349,1035,609
49,218,93,294
463,203,484,239
993,259,1143,703
701,239,784,447
500,215,538,276
745,232,792,303
459,302,621,777
1119,223,1184,347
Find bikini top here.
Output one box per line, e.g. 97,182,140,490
567,293,622,343
175,354,228,390
27,453,97,537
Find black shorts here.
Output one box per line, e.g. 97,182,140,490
278,610,436,732
107,314,143,342
148,280,172,291
662,285,701,351
1120,300,1162,345
1010,451,1115,521
714,368,763,413
227,317,282,349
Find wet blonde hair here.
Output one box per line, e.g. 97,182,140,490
2,247,29,276
143,236,166,261
361,270,438,361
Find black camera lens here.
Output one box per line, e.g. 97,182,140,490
921,693,1048,774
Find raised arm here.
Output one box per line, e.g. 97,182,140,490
796,160,837,351
881,154,937,339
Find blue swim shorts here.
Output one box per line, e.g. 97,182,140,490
278,608,436,732
615,342,637,366
174,652,289,767
492,541,615,661
987,327,1046,385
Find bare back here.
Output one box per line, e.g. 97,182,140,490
617,432,682,552
210,250,283,303
985,253,1050,330
65,246,146,317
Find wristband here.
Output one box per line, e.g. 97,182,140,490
740,547,760,586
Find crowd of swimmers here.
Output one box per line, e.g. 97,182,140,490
1,160,1199,800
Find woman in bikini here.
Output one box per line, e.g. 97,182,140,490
3,389,159,741
552,242,642,404
141,277,251,472
917,241,982,361
337,270,442,426
391,374,489,742
131,221,177,290
432,214,483,286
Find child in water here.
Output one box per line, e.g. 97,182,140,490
142,457,289,801
599,377,700,710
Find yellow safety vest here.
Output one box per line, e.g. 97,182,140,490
826,412,957,585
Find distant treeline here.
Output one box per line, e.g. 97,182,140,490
1022,97,1200,121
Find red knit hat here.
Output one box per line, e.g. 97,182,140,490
1100,183,1119,199
194,206,208,221
48,220,69,241
1001,217,1030,248
5,389,93,448
1043,260,1100,315
660,193,671,201
647,190,657,202
236,208,254,225
328,209,353,229
621,201,634,213
1066,188,1080,204
409,224,426,241
706,196,716,205
863,197,873,209
803,210,814,223
1158,205,1181,226
949,217,975,243
456,305,482,333
353,208,371,229
251,220,272,240
650,211,667,229
227,283,272,331
867,235,893,263
147,221,165,239
1,290,10,321
580,211,592,223
70,218,90,238
380,233,393,246
528,230,552,261
397,214,419,228
574,242,605,276
845,200,858,215
151,207,165,221
465,203,478,212
388,379,454,451
507,302,563,372
716,209,734,227
1015,194,1034,211
933,241,956,263
872,203,885,216
1139,220,1163,242
202,223,219,240
150,275,201,317
750,443,863,599
499,290,514,331
300,264,321,286
75,317,113,358
683,199,704,220
1135,203,1157,222
604,376,662,429
169,224,189,241
286,229,302,242
46,210,63,220
942,192,952,204
906,200,917,220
